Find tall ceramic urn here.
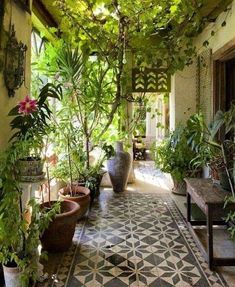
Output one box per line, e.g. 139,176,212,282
107,141,132,192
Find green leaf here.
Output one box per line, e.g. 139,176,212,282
221,21,226,27
203,40,209,47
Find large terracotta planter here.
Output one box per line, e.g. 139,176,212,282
40,200,80,252
107,141,131,193
3,265,20,287
59,185,90,219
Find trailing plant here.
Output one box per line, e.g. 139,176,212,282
0,144,60,286
33,0,212,150
55,0,208,74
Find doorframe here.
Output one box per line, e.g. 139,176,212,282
213,38,235,113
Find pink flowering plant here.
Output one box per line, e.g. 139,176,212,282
8,83,62,156
18,95,38,115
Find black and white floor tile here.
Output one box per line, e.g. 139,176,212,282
46,191,228,287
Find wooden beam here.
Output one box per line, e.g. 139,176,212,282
206,0,233,21
32,0,58,28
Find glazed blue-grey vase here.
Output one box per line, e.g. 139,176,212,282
107,141,131,193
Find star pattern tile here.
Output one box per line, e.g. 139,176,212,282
45,192,228,287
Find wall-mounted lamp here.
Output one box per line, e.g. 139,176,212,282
4,25,27,97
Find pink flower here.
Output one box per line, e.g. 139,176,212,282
18,95,38,115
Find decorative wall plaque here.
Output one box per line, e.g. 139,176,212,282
132,67,171,93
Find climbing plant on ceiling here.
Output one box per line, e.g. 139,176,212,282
53,0,207,127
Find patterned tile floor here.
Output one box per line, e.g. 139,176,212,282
42,191,228,287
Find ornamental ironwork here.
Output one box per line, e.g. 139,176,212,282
4,25,27,97
132,68,171,93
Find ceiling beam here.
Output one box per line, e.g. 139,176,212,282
206,0,233,21
32,0,58,28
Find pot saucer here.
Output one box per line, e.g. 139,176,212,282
19,172,46,182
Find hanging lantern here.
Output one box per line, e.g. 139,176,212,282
4,25,27,97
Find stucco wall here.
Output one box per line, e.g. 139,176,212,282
170,62,197,130
195,0,235,55
170,0,235,129
0,1,32,150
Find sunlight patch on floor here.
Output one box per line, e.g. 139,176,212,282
133,160,173,191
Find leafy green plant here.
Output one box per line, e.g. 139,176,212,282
35,42,117,198
8,83,62,158
224,196,235,241
185,112,217,168
185,107,235,239
0,144,60,286
154,124,201,182
55,0,207,74
186,107,234,192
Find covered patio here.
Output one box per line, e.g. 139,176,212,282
0,0,234,286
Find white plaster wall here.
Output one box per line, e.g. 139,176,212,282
170,61,197,130
195,0,235,55
0,1,32,150
170,0,235,129
146,98,157,139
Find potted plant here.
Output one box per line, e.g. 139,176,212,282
154,123,202,195
40,46,117,202
0,145,60,287
8,83,61,181
39,151,81,253
186,107,234,192
56,137,91,220
55,141,114,209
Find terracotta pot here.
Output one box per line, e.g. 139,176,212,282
173,169,202,196
3,265,20,287
107,141,131,193
40,200,80,252
59,185,90,219
172,178,186,195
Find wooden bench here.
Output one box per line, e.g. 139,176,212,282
185,178,235,270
